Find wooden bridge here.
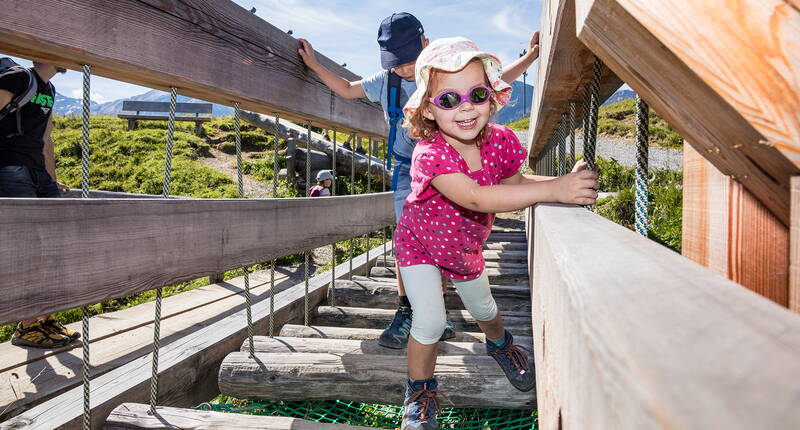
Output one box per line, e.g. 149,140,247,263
1,0,799,429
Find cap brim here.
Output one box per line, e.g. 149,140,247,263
380,37,423,69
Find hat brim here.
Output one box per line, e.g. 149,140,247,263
380,37,424,69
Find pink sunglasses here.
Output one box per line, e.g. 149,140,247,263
428,84,492,110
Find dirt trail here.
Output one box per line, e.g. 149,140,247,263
200,147,274,198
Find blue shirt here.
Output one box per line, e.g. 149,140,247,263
359,70,417,160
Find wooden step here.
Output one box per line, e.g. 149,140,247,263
106,402,379,429
240,336,533,356
310,306,532,336
328,280,531,312
369,266,529,284
379,250,528,264
374,258,528,269
278,324,534,346
484,241,527,251
487,231,527,242
349,275,529,290
218,352,535,409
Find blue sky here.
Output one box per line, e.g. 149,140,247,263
2,0,542,103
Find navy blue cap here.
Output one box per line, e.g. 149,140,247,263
377,13,424,69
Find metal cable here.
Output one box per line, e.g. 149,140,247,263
568,100,577,169
79,64,91,429
365,138,371,277
330,129,337,303
585,56,602,171
349,134,355,279
558,115,567,176
233,103,255,357
304,122,311,326
635,96,650,236
581,84,591,166
269,113,279,337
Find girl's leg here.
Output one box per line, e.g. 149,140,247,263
398,264,446,378
451,271,503,338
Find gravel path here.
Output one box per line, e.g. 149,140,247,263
200,147,275,198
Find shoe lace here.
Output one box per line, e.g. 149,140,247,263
490,344,531,372
405,384,452,421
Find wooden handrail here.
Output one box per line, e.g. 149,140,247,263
0,0,388,138
0,193,394,325
528,203,800,429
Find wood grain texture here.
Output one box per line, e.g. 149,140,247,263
107,403,380,429
682,144,790,306
277,324,534,345
791,177,800,314
531,202,800,430
369,266,529,284
121,101,212,114
328,279,532,312
575,0,799,224
0,0,387,138
0,244,387,429
528,0,623,160
218,352,535,409
0,193,393,325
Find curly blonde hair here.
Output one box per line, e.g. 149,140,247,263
404,59,498,147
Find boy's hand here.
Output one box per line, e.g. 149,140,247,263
553,168,599,206
297,38,320,70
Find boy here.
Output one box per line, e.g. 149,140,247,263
297,13,539,349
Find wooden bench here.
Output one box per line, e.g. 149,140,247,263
118,100,212,136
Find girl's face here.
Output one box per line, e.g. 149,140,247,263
422,61,492,147
323,179,332,187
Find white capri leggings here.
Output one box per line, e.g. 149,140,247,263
399,264,498,345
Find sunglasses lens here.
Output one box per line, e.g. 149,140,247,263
470,86,490,103
437,92,461,109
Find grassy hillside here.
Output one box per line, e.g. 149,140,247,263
505,99,683,149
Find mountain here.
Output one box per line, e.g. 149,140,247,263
495,80,535,125
53,89,234,117
602,89,636,106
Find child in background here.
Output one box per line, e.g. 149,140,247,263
396,37,598,429
307,170,334,197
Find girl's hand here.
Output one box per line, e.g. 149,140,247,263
553,168,599,205
297,38,320,70
571,159,588,173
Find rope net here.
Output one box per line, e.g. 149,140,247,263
199,400,537,429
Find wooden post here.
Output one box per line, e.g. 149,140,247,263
682,144,790,306
791,177,800,314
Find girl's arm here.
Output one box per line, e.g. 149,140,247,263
431,167,598,213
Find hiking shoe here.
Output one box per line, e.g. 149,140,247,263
378,308,412,349
439,314,456,341
487,330,534,392
402,378,444,430
43,315,80,340
11,321,71,349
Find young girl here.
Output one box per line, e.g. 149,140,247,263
396,37,598,429
307,170,334,197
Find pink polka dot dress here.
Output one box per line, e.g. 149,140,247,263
395,124,527,280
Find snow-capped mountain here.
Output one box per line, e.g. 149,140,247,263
53,90,233,116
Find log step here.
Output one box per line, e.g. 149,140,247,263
106,402,379,429
278,324,534,346
239,335,533,356
310,306,532,336
374,258,527,269
378,250,528,264
328,279,531,312
369,266,529,284
218,352,535,409
349,275,529,290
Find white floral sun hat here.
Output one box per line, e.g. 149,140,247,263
403,37,512,122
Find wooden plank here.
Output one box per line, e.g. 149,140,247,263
530,202,800,430
0,244,387,429
792,177,800,314
218,352,535,409
575,0,800,224
0,0,387,138
0,193,393,325
374,258,527,269
122,100,212,114
682,144,790,306
107,403,380,430
116,114,211,122
310,306,532,337
484,241,527,251
278,324,534,345
378,251,528,264
528,0,623,159
370,266,529,284
328,279,531,312
240,336,536,356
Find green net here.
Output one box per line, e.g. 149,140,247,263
199,400,536,429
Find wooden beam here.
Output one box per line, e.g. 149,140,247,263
528,0,623,160
107,403,380,430
792,177,800,314
369,266,529,283
575,0,800,224
277,324,534,345
0,0,387,138
682,144,790,306
530,202,800,430
218,352,535,409
0,244,387,429
0,193,393,325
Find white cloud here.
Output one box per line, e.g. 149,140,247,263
68,89,105,102
491,6,522,37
